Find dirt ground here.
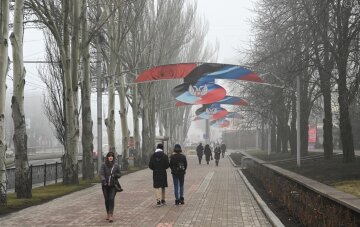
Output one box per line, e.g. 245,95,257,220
230,151,360,227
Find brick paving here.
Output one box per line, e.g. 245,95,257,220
0,154,272,227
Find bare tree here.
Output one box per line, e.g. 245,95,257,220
10,0,32,198
0,0,10,206
26,0,81,184
40,31,65,146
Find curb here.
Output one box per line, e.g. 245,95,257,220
227,155,240,167
237,169,285,227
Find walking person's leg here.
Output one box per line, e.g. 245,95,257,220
179,174,185,205
161,187,166,205
108,187,116,222
155,188,162,206
172,174,180,205
102,186,110,220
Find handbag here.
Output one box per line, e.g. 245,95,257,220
114,178,123,192
111,166,123,192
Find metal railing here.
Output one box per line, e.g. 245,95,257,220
6,155,125,190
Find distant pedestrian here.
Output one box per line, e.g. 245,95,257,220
149,143,170,207
100,151,121,223
204,144,213,165
169,144,187,205
220,143,227,158
214,145,221,166
196,142,204,164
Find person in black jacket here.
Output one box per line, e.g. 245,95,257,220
204,144,213,164
100,151,121,222
169,144,187,205
149,143,170,207
214,145,221,166
220,143,226,158
196,142,204,164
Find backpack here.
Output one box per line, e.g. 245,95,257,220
174,160,185,175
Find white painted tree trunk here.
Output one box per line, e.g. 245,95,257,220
0,0,9,206
10,0,32,198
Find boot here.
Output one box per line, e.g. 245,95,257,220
109,213,113,223
180,197,185,205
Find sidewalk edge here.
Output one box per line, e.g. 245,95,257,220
237,169,285,227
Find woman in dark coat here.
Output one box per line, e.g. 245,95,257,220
214,145,221,166
100,151,121,222
149,143,169,206
169,144,187,205
196,143,204,164
204,144,213,164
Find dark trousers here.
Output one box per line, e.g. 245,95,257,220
197,155,203,164
102,186,116,213
172,174,185,200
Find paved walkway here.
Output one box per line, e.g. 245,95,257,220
0,154,273,227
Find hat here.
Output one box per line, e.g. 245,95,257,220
174,144,182,152
156,143,164,150
106,151,115,158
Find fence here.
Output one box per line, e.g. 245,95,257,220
6,156,123,190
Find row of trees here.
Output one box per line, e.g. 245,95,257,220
0,0,217,206
235,0,360,163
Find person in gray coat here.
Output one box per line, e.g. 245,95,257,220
149,143,170,206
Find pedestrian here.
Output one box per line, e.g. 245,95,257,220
169,144,187,205
196,142,204,164
149,143,170,207
100,151,121,223
220,142,227,158
214,145,221,166
204,144,213,165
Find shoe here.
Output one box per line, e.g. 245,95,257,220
180,197,185,205
106,213,109,220
109,213,113,223
175,199,180,205
161,199,166,205
156,201,162,207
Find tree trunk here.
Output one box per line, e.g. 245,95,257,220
319,69,333,159
62,0,79,185
315,0,333,159
290,92,297,155
80,0,94,180
0,0,9,206
105,77,116,154
141,102,151,164
10,0,32,198
117,74,129,170
338,65,355,162
131,84,141,164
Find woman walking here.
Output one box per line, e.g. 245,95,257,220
100,151,121,223
149,143,170,206
196,142,204,164
169,144,187,205
214,145,221,166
